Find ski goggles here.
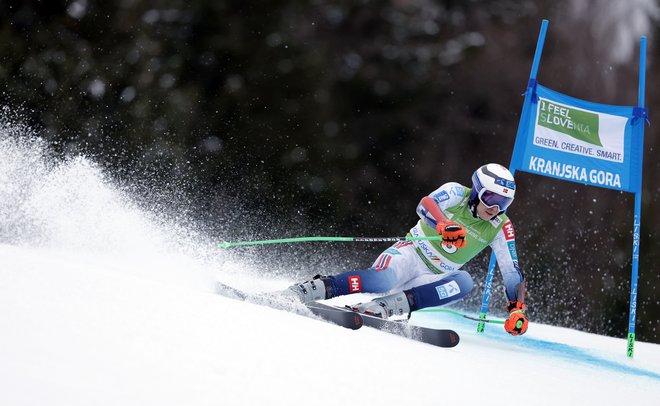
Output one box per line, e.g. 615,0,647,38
478,189,514,212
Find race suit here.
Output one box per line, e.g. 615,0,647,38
328,182,525,310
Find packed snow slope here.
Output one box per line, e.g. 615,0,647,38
1,243,660,406
1,128,660,406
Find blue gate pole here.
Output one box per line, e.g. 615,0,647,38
627,198,641,357
477,19,549,333
627,36,646,358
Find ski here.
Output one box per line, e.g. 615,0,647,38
216,281,459,347
305,302,364,330
356,308,460,348
216,282,363,330
298,302,459,348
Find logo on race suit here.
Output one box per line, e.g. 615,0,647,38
503,221,515,240
489,215,502,228
436,191,450,202
441,242,458,254
348,275,362,293
374,254,392,271
507,241,518,260
392,241,413,250
435,280,461,299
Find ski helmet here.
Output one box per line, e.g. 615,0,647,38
469,163,516,213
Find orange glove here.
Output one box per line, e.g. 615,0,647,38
504,301,528,336
436,221,467,248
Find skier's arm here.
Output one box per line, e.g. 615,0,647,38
416,183,467,247
415,182,464,226
419,196,451,226
491,220,528,335
490,221,525,302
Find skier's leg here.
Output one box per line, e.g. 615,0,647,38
405,270,474,309
287,241,419,302
350,270,474,319
287,274,335,303
325,240,425,295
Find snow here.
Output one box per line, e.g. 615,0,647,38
1,243,659,406
1,127,659,406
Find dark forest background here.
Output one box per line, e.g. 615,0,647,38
1,0,659,342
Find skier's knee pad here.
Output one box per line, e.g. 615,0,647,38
409,270,474,310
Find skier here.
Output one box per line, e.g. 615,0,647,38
287,163,528,336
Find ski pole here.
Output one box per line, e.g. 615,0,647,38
219,235,444,249
418,307,505,324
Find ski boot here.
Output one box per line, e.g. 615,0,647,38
287,274,333,303
350,291,412,319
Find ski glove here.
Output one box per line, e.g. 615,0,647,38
437,221,467,248
504,301,528,336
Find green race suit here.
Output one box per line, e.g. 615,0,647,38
411,182,524,302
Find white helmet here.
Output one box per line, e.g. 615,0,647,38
469,163,516,213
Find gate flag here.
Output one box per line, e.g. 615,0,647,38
510,82,647,193
475,19,648,359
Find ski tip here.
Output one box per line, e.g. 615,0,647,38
353,313,364,329
215,281,248,300
449,331,460,347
